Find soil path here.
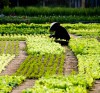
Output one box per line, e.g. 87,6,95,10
11,79,36,93
63,34,79,75
89,80,100,93
97,37,100,42
64,46,78,75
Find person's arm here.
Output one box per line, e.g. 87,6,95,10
49,34,55,38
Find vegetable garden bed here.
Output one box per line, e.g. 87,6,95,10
0,23,100,93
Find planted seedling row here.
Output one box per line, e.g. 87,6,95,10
15,53,65,79
0,41,19,55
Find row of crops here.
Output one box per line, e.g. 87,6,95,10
66,23,100,37
1,7,100,23
0,23,100,37
15,54,65,79
22,75,91,93
0,41,19,55
2,7,100,16
0,76,25,93
0,40,25,93
26,35,65,55
0,41,19,73
69,38,100,79
1,16,100,24
0,54,15,73
0,23,100,93
0,23,49,35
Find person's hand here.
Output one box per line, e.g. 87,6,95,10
49,35,53,38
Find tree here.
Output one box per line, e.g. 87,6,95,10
82,0,85,8
0,0,9,8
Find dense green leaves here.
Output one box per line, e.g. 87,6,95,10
0,76,25,93
69,38,100,55
22,36,100,93
63,23,100,37
0,54,15,73
0,23,49,35
0,23,100,93
0,41,19,73
0,34,26,41
26,35,65,55
1,7,100,16
0,23,100,38
78,55,100,79
0,16,100,23
22,75,93,93
69,38,100,79
0,41,19,55
15,54,65,79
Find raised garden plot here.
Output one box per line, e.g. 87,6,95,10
0,41,19,74
0,23,100,93
0,41,19,55
15,54,65,79
26,35,65,55
15,35,65,78
0,75,25,93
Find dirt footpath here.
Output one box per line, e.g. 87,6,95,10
11,79,36,93
64,46,78,75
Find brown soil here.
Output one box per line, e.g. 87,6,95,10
64,46,78,75
97,37,100,42
89,80,100,93
11,79,36,93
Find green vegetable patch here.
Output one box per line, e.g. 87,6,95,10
0,76,25,93
22,75,93,93
15,54,65,79
26,35,65,55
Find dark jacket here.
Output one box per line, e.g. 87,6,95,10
50,25,70,41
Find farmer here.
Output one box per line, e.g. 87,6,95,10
49,22,70,42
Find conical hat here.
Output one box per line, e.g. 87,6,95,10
50,22,60,29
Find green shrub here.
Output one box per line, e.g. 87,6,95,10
1,7,100,16
0,16,100,24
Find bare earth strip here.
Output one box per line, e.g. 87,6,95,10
64,46,78,75
89,80,100,93
11,79,36,93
